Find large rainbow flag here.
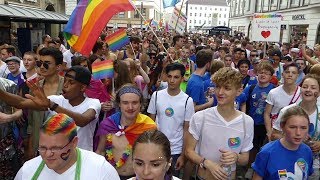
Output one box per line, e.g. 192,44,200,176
92,60,114,80
105,29,130,52
63,0,135,56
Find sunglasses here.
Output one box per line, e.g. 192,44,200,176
36,61,51,69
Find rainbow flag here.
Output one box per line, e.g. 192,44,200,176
92,60,114,80
105,29,130,52
63,0,135,56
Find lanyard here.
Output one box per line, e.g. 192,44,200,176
298,102,319,138
32,148,81,180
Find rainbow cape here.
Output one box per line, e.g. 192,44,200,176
92,60,114,80
105,29,130,52
94,112,157,151
63,0,135,56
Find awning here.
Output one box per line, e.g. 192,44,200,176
0,4,69,23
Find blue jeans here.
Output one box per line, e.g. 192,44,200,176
172,154,181,177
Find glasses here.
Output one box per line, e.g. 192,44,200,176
38,140,72,154
258,71,272,76
7,62,18,66
250,54,259,57
36,60,51,69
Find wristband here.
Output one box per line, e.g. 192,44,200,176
199,158,206,169
49,102,59,111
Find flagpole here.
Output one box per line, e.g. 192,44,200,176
133,4,173,61
174,0,186,32
129,42,137,59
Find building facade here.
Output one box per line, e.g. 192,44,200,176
107,0,161,29
0,0,68,54
187,0,229,31
229,0,320,46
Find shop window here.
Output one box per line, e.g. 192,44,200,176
289,25,309,44
134,8,146,18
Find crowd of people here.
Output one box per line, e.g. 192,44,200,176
0,28,320,180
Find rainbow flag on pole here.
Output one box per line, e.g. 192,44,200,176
92,60,114,80
63,0,135,56
105,29,130,52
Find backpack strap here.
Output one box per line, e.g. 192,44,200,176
155,91,158,116
245,84,256,115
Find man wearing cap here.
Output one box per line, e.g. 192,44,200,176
290,48,300,60
0,44,27,76
269,49,284,85
15,113,120,180
5,56,24,88
0,65,101,152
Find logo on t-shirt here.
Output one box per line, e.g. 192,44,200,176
228,137,241,149
278,169,287,179
165,107,174,117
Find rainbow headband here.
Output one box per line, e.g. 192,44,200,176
42,113,77,137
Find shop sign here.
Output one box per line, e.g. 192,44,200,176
292,14,305,20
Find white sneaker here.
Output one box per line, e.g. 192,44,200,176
245,168,254,179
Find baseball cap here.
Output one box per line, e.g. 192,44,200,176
269,49,282,58
282,55,292,62
252,57,261,64
65,65,91,86
5,56,21,63
290,48,300,53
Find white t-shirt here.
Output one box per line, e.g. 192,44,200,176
127,176,180,180
47,95,101,151
265,85,301,125
63,50,74,68
147,89,195,155
189,106,254,171
14,148,120,180
273,103,320,133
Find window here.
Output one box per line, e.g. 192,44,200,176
190,13,192,16
219,21,221,25
209,21,211,24
280,0,288,9
219,14,221,18
200,13,202,17
199,20,201,24
220,8,222,11
262,0,269,11
190,7,192,10
134,8,146,18
195,13,197,16
225,8,227,11
204,20,206,24
200,7,202,10
209,14,211,17
224,14,227,18
204,14,206,17
215,8,217,11
190,20,192,23
195,7,197,10
210,8,212,10
271,0,278,10
194,20,196,23
257,0,262,12
118,12,125,18
205,7,207,10
290,0,299,7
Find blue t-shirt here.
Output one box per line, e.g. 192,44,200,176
235,93,246,110
252,140,313,180
202,72,211,81
6,73,24,88
186,74,206,105
243,84,275,125
242,75,258,89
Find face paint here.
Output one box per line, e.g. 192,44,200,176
60,149,71,161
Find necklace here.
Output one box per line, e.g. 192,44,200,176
32,148,81,180
105,134,132,168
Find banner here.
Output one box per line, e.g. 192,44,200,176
252,13,283,42
168,7,187,35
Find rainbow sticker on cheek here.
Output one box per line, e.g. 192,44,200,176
228,137,241,149
165,108,174,117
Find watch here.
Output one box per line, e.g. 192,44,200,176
199,158,206,169
49,102,59,111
